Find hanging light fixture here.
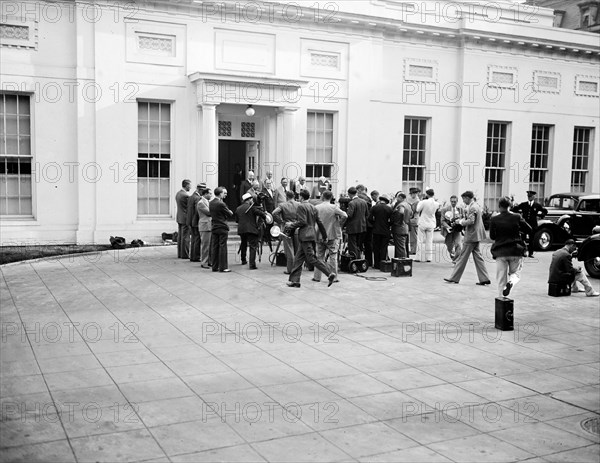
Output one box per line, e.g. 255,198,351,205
245,105,255,117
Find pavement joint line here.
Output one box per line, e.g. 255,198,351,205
60,253,346,454
1,266,79,462
2,247,598,461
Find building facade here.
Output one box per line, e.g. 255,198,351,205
1,0,599,244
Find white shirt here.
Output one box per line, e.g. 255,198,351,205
416,197,440,228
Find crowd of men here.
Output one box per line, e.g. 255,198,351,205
174,174,598,297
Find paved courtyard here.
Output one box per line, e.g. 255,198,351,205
1,238,599,462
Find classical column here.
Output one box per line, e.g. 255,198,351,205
276,106,300,180
199,103,219,185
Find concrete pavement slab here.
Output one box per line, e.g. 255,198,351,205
1,243,599,462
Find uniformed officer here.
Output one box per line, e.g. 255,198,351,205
511,190,548,258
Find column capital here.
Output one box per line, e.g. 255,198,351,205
199,103,219,110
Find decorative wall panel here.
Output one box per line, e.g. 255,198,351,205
126,21,185,67
215,29,275,74
0,17,37,49
300,39,348,80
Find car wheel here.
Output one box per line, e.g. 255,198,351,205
584,255,600,279
534,229,553,251
349,262,358,273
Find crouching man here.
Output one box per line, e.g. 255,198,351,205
548,239,599,297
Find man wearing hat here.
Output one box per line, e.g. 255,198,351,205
444,191,491,285
235,193,267,269
407,187,421,255
511,190,548,257
187,183,205,262
369,194,393,268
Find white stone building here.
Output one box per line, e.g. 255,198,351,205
1,0,598,244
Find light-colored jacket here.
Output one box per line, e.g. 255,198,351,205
274,186,287,206
416,197,440,229
315,202,347,240
460,201,487,243
196,197,212,232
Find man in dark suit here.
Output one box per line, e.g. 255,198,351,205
369,194,392,268
286,190,337,288
549,239,599,297
345,187,369,260
511,190,548,258
176,179,191,259
490,197,532,297
186,183,205,262
235,193,267,269
239,171,254,204
209,187,234,272
357,184,374,267
391,192,411,258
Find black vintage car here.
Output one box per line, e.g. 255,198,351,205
544,192,593,222
577,227,600,279
534,194,600,251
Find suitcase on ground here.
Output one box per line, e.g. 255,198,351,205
495,297,514,331
380,260,393,272
391,258,412,277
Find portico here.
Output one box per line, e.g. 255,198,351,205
189,72,308,187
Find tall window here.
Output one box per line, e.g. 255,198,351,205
402,118,427,192
0,93,32,216
137,101,171,215
529,124,552,200
571,127,592,192
485,122,509,211
306,111,334,184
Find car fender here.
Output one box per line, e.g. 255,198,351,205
577,234,600,262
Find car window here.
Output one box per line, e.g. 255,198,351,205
548,197,576,209
578,199,600,212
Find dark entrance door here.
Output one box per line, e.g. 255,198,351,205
218,140,246,211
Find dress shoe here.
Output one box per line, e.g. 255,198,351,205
190,259,200,263
502,281,513,297
444,278,458,284
476,280,491,286
200,265,210,269
249,265,257,270
241,261,247,265
220,269,232,273
283,271,291,275
311,278,320,282
586,291,600,297
328,273,337,287
286,282,301,288
528,254,535,258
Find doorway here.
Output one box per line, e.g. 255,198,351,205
218,140,246,210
